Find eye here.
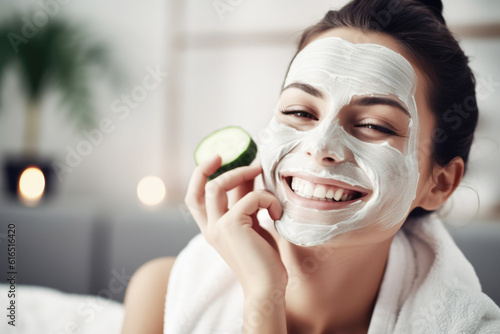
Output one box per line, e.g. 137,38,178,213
355,122,396,135
280,108,318,120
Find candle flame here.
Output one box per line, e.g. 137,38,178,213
18,167,46,206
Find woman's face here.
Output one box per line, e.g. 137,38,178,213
259,28,437,247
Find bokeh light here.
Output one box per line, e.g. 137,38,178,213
137,176,166,206
18,167,46,206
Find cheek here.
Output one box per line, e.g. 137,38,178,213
416,113,436,175
417,138,434,173
412,127,436,203
259,120,303,188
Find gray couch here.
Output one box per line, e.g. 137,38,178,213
449,224,500,306
0,202,199,302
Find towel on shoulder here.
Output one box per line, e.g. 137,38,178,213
164,213,500,334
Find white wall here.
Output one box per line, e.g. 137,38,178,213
0,0,170,210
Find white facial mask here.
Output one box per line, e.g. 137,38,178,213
259,37,420,247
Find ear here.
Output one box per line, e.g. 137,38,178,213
419,157,464,211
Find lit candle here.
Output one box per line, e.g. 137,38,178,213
18,166,46,206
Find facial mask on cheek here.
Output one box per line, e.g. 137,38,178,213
259,37,420,247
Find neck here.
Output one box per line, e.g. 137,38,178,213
277,233,394,333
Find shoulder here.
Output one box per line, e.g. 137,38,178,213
121,257,176,334
130,257,177,289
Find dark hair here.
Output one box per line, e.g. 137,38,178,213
292,0,478,216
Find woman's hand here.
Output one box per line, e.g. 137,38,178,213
185,155,287,295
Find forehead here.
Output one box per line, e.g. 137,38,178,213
284,37,417,107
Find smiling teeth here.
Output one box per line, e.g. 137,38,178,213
313,185,326,198
326,189,334,199
290,177,356,202
334,189,343,201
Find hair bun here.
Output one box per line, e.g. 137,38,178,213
416,0,445,24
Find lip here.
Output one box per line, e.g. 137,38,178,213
280,171,371,211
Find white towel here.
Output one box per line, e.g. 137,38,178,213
163,233,244,333
0,284,124,334
164,214,500,333
389,215,500,333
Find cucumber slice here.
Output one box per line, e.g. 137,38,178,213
195,126,257,180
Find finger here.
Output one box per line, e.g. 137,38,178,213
230,190,282,225
205,165,263,222
251,213,281,254
186,154,221,206
228,177,254,208
185,155,221,223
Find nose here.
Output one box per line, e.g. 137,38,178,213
306,149,343,165
302,120,348,166
305,142,346,166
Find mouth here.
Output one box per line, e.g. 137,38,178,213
281,173,370,210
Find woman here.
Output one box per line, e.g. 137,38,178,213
122,0,500,333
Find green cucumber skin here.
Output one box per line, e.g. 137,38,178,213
208,138,257,180
194,126,251,165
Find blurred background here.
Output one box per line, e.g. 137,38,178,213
0,0,499,304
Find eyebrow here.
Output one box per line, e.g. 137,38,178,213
352,96,410,117
282,82,324,99
282,83,410,117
